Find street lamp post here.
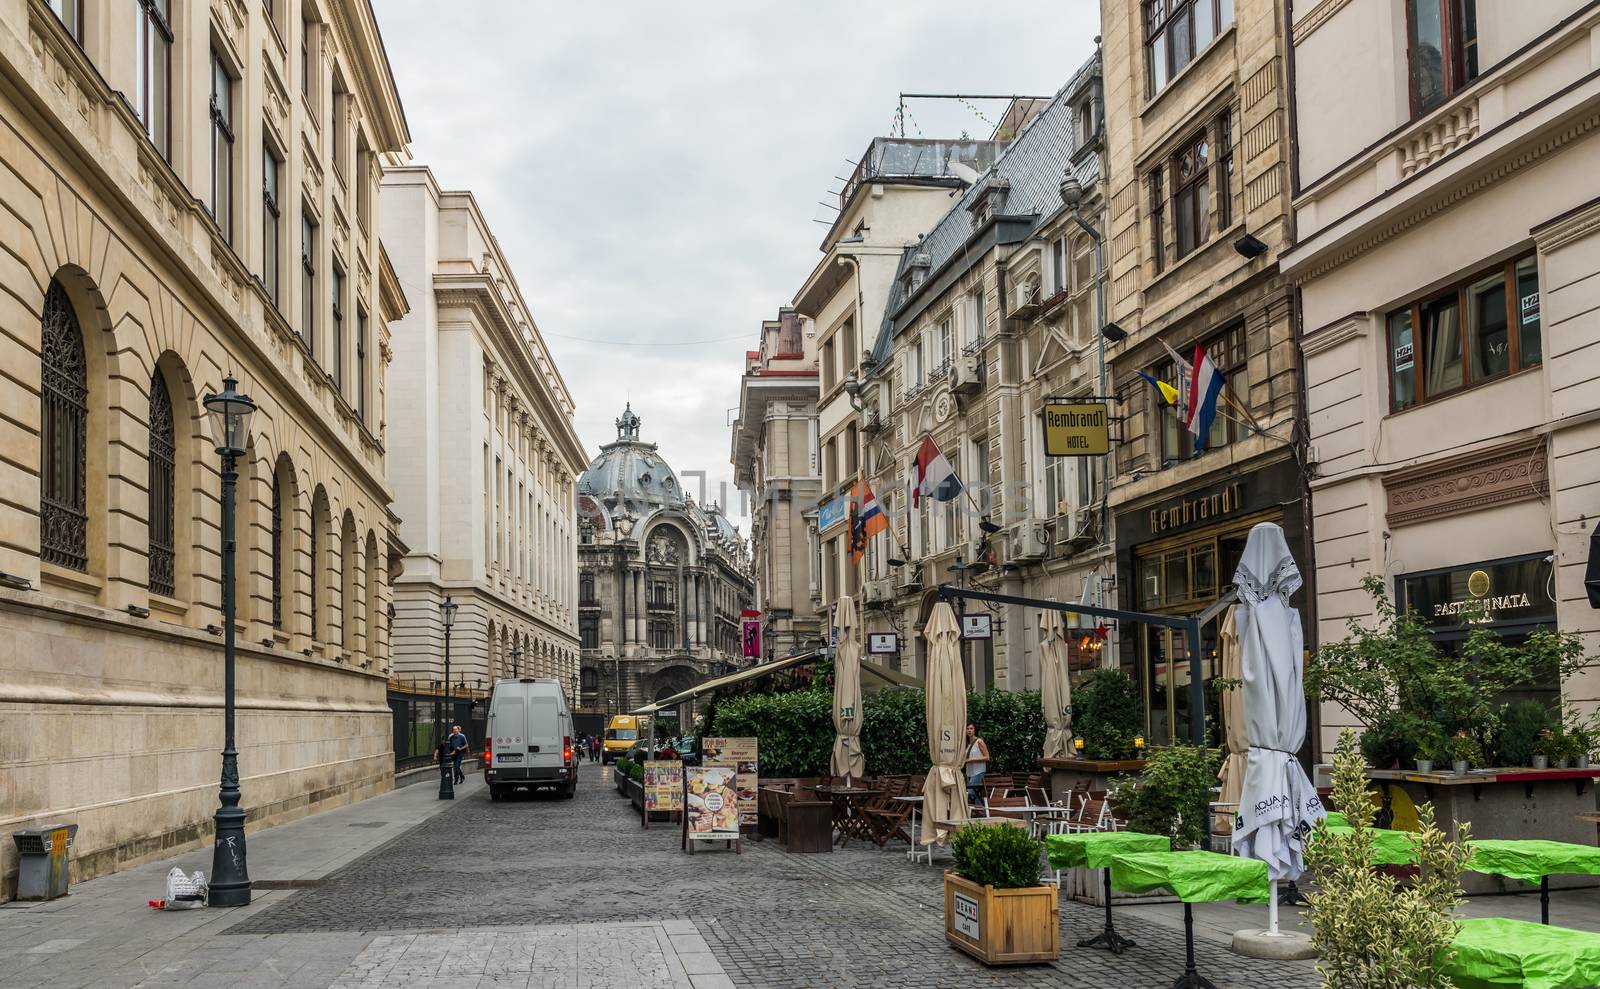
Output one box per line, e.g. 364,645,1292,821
438,595,459,799
203,376,256,907
510,644,522,679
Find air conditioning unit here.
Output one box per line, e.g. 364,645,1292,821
1007,276,1042,319
864,579,893,604
950,354,982,394
1006,522,1051,563
896,564,923,590
1071,507,1097,545
1055,499,1073,520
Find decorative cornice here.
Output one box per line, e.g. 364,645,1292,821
1301,313,1369,359
1295,0,1355,43
1532,196,1600,251
1383,438,1548,527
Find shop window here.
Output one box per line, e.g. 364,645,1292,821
1154,323,1249,464
1387,253,1540,411
1407,0,1479,117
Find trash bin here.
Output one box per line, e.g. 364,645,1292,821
12,825,77,900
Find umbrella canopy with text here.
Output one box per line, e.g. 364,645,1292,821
831,595,865,779
921,602,969,843
1039,609,1073,760
1233,522,1325,881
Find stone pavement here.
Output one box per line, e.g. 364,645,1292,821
7,762,1597,988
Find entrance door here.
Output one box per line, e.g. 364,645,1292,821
1140,623,1221,746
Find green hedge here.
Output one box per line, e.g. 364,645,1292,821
706,686,1047,778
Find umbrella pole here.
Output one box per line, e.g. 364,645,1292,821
1267,880,1280,936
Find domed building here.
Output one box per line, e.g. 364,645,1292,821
575,406,754,728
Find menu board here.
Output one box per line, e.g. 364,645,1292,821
701,737,759,826
643,760,683,814
684,766,740,839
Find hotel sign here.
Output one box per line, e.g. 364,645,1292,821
1148,482,1245,535
1041,402,1111,456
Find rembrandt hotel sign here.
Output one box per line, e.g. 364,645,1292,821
1041,402,1110,456
1148,482,1245,534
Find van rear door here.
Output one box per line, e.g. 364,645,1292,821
490,691,526,772
526,691,564,774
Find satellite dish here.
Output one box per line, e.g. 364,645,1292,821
949,161,980,185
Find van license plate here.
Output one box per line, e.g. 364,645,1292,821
498,754,522,763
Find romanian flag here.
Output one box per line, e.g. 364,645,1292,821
848,481,887,566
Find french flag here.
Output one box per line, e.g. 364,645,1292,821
912,436,963,507
1186,344,1225,449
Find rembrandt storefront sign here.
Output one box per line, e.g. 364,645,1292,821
1148,482,1245,535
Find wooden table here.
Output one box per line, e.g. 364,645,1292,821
815,785,883,846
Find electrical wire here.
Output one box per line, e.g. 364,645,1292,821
541,331,752,347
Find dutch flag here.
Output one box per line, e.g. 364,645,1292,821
912,435,963,508
1186,344,1225,450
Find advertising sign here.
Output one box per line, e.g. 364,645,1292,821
1041,401,1111,456
741,616,762,659
643,760,683,814
961,613,993,640
952,891,981,939
868,632,899,655
684,766,741,839
818,495,848,532
701,736,759,826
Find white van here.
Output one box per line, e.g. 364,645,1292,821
483,677,577,800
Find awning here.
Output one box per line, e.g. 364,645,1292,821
631,650,920,715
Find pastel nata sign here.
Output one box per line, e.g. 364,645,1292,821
1041,402,1110,457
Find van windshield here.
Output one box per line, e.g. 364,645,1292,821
606,729,637,741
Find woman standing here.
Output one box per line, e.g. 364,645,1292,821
964,723,989,807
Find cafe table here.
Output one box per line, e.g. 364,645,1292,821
1443,917,1600,989
813,784,883,847
1110,850,1269,989
1044,831,1170,954
1465,839,1600,925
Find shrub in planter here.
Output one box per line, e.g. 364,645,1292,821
1498,700,1558,767
1448,731,1481,772
1112,745,1221,848
945,822,1058,965
951,822,1045,889
1069,670,1142,760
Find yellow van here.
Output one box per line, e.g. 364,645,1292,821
603,714,641,763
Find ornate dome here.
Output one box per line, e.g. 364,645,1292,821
576,404,687,513
704,502,740,545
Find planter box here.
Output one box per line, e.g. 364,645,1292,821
943,871,1060,965
1063,866,1178,906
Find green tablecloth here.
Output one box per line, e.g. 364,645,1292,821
1323,811,1349,827
1315,824,1420,866
1444,917,1600,989
1467,839,1600,886
1109,850,1270,904
1045,831,1170,870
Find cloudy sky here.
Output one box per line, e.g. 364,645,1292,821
378,2,1098,526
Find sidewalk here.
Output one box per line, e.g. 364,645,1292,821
0,774,729,989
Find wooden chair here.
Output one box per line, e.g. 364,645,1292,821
862,778,914,847
985,794,1030,824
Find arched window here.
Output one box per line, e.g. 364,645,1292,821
40,280,89,572
341,513,358,652
147,372,176,596
270,466,282,628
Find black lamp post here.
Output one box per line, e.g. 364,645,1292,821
438,595,459,799
510,644,522,679
203,376,256,907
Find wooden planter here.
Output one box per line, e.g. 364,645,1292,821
943,871,1059,965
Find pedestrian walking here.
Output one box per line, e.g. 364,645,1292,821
576,737,588,761
590,735,601,763
964,723,989,807
449,724,468,784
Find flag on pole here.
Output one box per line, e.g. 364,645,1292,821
1186,343,1225,449
848,480,888,565
1137,370,1181,408
912,436,963,508
1156,338,1193,426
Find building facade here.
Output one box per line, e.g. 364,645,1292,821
860,65,1113,692
381,166,585,704
1284,0,1600,748
0,0,409,896
1100,0,1304,746
577,407,754,721
731,308,822,661
792,136,1003,657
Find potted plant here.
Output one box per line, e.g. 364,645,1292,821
1559,732,1584,770
1413,732,1447,775
1531,729,1559,771
1449,732,1481,775
1562,707,1596,770
944,823,1059,965
1112,745,1221,848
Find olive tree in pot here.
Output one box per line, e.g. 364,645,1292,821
944,824,1059,965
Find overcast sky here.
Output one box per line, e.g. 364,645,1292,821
378,2,1098,527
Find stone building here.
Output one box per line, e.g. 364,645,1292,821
381,166,585,703
860,63,1111,690
730,308,822,661
576,407,754,721
1283,0,1600,747
0,0,408,896
1100,0,1305,746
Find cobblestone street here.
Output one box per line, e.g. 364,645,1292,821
231,764,1321,988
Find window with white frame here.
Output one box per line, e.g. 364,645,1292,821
969,286,985,346
209,51,236,242
1051,236,1067,296
136,0,172,159
262,143,282,306
936,317,953,372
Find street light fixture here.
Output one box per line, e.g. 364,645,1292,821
438,595,459,800
510,644,523,679
202,375,256,907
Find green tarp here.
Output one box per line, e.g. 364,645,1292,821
1045,831,1170,870
1444,917,1600,989
1315,824,1420,867
1466,839,1600,887
1109,850,1270,904
1323,811,1349,827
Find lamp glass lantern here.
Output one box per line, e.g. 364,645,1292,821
203,376,256,456
441,596,458,628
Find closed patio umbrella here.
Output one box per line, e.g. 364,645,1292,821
1216,606,1248,806
831,595,865,780
921,602,969,844
1039,609,1072,761
1232,523,1325,934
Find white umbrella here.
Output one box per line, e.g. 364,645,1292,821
921,602,969,844
1232,522,1325,933
1216,606,1248,807
1039,610,1072,760
831,595,865,780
